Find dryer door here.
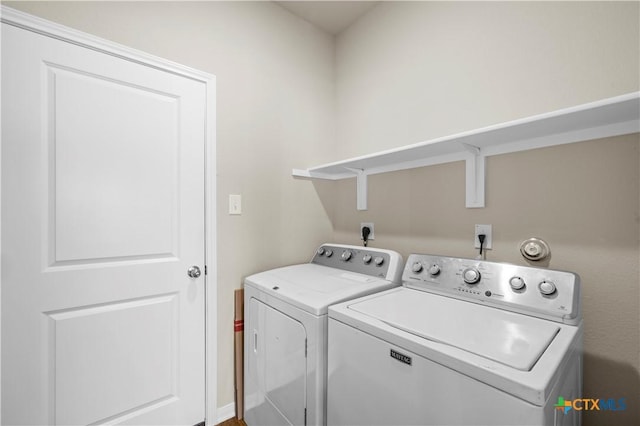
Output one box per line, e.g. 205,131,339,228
247,298,307,425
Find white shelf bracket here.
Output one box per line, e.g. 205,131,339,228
465,151,485,208
345,167,368,210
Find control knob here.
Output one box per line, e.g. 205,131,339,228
462,267,481,284
509,276,526,290
428,264,441,276
538,280,556,295
325,249,333,257
374,256,384,266
412,262,423,273
317,247,325,256
341,250,353,261
363,254,372,264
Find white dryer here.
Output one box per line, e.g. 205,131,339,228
328,253,583,426
244,244,403,426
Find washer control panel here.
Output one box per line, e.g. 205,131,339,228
404,254,581,325
312,244,403,282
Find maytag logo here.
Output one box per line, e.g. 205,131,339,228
390,349,412,365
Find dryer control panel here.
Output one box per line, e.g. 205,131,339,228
312,244,403,283
403,254,581,325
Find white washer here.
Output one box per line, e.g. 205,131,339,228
328,254,583,426
244,244,403,426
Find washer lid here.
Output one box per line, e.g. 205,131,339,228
348,288,560,371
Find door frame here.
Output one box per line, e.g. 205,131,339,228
0,6,218,424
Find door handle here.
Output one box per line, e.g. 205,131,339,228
187,266,201,278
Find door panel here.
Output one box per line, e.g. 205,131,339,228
48,295,177,425
51,65,179,264
2,22,206,425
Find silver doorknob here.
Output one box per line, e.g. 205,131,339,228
187,266,201,278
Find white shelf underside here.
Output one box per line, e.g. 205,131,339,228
293,92,640,209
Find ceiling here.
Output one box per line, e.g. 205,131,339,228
275,1,380,35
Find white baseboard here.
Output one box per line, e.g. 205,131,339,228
216,402,236,424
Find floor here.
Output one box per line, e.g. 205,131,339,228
216,417,247,426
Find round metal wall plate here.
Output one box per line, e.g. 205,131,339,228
520,237,550,261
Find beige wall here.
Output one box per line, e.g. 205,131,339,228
4,1,640,424
331,2,639,426
336,1,640,157
3,0,336,411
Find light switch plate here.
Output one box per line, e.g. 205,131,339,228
229,194,242,215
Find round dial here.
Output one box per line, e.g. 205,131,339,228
462,267,481,284
428,264,441,276
317,247,325,256
341,250,352,261
363,254,372,264
509,276,525,290
325,249,333,257
412,262,423,273
538,280,556,295
374,256,384,266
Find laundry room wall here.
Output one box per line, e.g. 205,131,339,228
329,2,639,426
5,1,640,424
3,0,336,416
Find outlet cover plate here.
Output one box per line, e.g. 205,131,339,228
474,224,492,249
361,222,375,240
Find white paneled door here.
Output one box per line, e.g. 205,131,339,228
2,18,211,425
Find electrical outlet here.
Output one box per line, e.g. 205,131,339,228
361,222,375,241
474,224,492,249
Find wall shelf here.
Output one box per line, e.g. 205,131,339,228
293,91,640,209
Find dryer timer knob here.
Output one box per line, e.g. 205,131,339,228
341,250,353,261
374,256,384,266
